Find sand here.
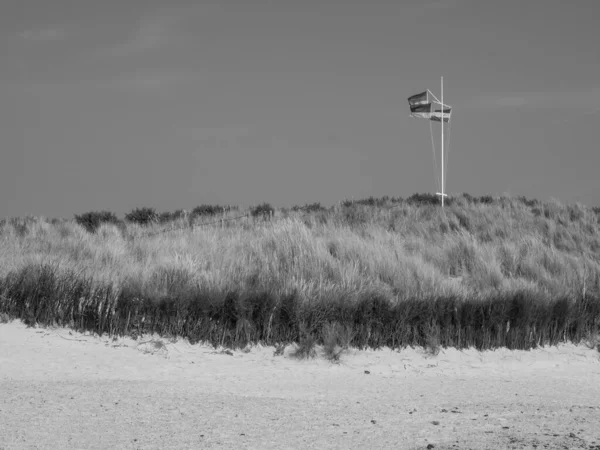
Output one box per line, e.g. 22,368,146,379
1,320,600,450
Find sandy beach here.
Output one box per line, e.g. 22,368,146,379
1,320,599,449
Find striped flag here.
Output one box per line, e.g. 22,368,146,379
430,108,452,123
410,103,433,119
408,91,428,107
409,90,451,122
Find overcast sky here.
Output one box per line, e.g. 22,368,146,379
1,0,599,218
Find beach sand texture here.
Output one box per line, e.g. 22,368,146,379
1,321,600,449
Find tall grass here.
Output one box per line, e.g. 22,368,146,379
1,194,599,350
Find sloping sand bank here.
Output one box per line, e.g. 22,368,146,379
1,321,600,450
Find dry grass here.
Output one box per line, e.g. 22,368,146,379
290,335,318,359
322,322,355,362
1,194,599,350
2,197,599,305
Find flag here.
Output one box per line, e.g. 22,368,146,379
409,90,451,122
408,91,428,107
410,103,433,119
430,108,452,123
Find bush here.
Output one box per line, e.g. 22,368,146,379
477,195,494,205
74,210,120,233
251,203,274,219
156,210,188,224
292,202,326,213
191,204,225,218
517,196,540,208
407,193,441,206
125,207,158,226
158,212,173,224
340,196,401,208
460,193,475,204
360,196,388,207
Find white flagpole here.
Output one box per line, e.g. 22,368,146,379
419,83,450,207
441,76,444,207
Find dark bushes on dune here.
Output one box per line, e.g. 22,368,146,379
407,193,443,206
191,204,228,218
340,196,403,208
291,202,327,213
74,210,120,233
251,203,275,220
125,207,158,226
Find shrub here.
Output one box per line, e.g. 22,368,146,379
191,204,225,218
125,207,158,226
407,193,440,206
158,212,173,224
461,193,475,204
360,196,378,207
156,210,188,224
251,203,274,219
477,195,494,205
517,196,540,208
292,202,326,213
74,210,120,233
341,196,394,208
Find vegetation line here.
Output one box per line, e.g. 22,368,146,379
1,193,600,354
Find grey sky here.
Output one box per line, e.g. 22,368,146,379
1,0,599,218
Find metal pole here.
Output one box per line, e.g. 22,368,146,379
441,76,444,207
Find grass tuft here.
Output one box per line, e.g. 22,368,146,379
322,322,355,362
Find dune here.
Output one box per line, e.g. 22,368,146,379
1,320,599,449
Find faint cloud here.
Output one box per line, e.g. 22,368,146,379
18,27,68,42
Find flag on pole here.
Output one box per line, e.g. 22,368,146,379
430,108,452,123
408,91,428,107
409,91,451,123
409,78,452,207
409,103,433,119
